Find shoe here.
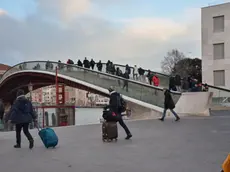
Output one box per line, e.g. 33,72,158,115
158,118,164,121
29,140,34,149
125,134,132,140
175,117,180,122
14,144,21,148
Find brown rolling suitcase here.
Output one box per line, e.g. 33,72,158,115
102,121,118,142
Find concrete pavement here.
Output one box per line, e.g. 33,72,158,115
0,116,229,172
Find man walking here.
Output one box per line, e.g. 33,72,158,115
7,89,37,149
159,88,180,121
107,87,132,139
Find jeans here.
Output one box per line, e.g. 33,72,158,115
162,109,179,119
15,123,33,145
117,117,131,135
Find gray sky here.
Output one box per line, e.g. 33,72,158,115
0,0,201,71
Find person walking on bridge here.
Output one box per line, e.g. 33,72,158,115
159,88,180,122
7,89,37,149
107,87,132,139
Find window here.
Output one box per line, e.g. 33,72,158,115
213,43,224,60
213,15,224,32
214,70,225,86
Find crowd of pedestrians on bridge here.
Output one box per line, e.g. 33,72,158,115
19,57,208,93
71,57,206,93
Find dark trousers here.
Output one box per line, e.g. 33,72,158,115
15,123,33,145
117,117,131,135
123,81,128,92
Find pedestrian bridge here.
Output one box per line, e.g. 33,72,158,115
0,61,212,117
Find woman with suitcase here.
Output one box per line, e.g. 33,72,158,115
7,89,37,149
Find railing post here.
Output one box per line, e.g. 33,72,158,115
56,66,58,105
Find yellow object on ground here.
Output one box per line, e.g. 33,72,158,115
222,154,230,172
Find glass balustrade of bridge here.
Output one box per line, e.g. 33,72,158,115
0,61,181,108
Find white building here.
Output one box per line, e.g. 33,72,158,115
202,2,230,90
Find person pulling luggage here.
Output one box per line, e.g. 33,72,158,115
7,89,37,149
106,87,132,139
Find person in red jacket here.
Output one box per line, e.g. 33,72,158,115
152,75,160,95
152,75,160,87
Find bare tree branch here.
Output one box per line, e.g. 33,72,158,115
161,49,186,74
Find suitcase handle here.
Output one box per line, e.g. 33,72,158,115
36,122,42,131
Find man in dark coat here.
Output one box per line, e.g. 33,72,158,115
125,64,131,75
8,89,37,149
83,57,90,68
106,87,132,139
90,59,95,70
0,99,4,120
77,59,83,67
97,60,103,72
159,89,180,121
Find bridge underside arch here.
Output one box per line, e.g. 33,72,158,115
0,72,109,104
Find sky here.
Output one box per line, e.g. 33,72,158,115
0,0,229,71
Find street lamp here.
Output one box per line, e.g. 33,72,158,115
28,82,33,101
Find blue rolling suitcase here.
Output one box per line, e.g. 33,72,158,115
37,124,58,148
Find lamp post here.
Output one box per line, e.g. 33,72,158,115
28,82,33,101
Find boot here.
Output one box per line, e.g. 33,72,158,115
29,140,34,149
158,118,164,121
175,117,180,122
14,144,21,148
125,134,132,140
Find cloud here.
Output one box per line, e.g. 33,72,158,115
0,9,7,15
37,0,91,21
0,2,201,70
122,18,187,41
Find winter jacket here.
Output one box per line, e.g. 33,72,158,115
108,91,122,114
77,60,83,67
152,76,159,86
83,59,90,68
90,60,95,69
164,90,175,110
9,96,36,124
125,65,131,75
116,68,122,76
133,66,138,74
123,72,130,79
97,62,103,71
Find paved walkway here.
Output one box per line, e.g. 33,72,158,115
0,116,229,172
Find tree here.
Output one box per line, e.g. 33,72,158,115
173,58,202,81
161,49,186,74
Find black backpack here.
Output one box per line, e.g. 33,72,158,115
118,94,127,113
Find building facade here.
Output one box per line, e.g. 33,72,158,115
0,64,10,78
31,85,108,106
202,2,230,89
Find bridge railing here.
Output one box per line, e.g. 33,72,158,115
203,84,230,108
0,61,181,108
